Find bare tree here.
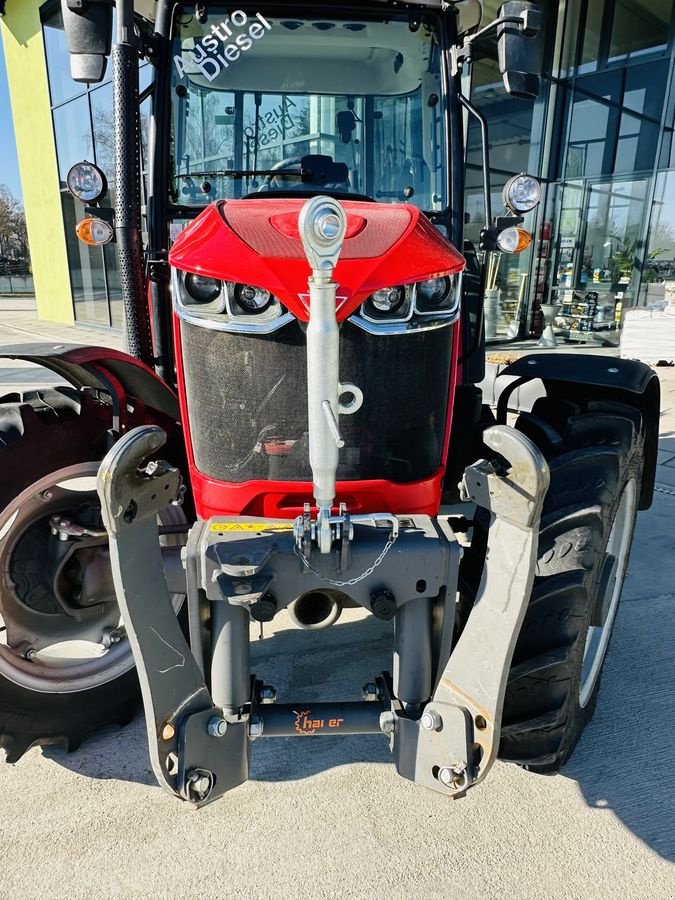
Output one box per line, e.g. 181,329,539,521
0,185,31,274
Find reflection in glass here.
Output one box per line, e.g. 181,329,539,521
609,0,673,62
53,95,94,184
643,172,675,305
171,12,447,211
579,2,605,73
91,82,115,181
43,9,88,107
60,193,110,326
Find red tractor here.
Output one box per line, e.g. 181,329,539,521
0,0,659,806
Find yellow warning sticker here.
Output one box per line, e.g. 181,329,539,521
210,522,294,532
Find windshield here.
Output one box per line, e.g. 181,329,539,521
170,9,447,211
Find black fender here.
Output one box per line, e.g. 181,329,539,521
0,342,179,420
494,353,660,510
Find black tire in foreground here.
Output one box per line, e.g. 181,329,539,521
0,387,184,763
497,397,645,772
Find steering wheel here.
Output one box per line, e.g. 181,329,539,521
257,156,351,192
258,157,304,191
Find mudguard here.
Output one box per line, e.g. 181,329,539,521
0,342,179,420
495,353,660,509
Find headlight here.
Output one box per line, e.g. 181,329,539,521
233,283,273,314
363,285,410,321
370,286,405,312
173,269,291,334
184,273,222,303
502,173,541,214
415,276,456,312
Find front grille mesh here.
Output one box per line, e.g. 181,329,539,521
180,318,453,485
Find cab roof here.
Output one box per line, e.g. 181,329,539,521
134,0,482,35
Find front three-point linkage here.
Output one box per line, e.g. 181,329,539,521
96,427,249,807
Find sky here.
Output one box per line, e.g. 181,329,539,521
0,42,23,201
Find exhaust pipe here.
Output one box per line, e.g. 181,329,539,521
288,590,343,630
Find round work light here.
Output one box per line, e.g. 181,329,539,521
67,161,108,203
502,173,541,215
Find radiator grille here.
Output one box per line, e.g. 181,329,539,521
180,318,453,484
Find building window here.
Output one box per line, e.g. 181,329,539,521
42,4,149,328
608,0,673,63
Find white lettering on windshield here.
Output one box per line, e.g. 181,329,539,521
174,11,272,82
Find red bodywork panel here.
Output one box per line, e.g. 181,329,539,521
170,199,464,319
169,198,464,520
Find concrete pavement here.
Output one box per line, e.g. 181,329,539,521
0,298,673,899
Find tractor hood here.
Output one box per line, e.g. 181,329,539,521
169,199,465,322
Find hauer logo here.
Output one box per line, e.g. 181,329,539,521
174,10,272,82
294,710,345,735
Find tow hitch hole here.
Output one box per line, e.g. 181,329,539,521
165,752,178,776
416,579,427,594
123,500,138,523
475,715,487,731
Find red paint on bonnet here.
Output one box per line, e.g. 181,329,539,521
169,198,465,320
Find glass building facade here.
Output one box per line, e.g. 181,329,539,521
41,2,151,328
33,1,675,341
468,0,675,344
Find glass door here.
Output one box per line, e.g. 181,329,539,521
551,176,649,344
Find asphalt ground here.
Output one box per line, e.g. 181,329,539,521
0,297,673,899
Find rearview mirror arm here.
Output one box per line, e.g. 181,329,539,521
450,13,537,77
458,94,492,230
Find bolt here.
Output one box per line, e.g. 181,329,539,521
161,722,176,741
379,711,396,735
207,716,228,738
362,682,379,701
249,716,264,738
234,580,252,595
24,648,37,661
102,627,125,648
187,771,211,798
260,685,277,704
421,709,442,732
438,763,467,789
371,589,397,621
40,490,54,502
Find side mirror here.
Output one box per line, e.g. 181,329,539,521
60,0,113,84
497,1,543,99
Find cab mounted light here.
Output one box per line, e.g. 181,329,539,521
502,173,541,215
76,217,114,246
67,161,108,203
496,226,532,254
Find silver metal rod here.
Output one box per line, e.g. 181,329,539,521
306,275,341,514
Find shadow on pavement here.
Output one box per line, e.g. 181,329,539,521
563,490,675,862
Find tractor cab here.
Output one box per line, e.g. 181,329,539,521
170,9,449,212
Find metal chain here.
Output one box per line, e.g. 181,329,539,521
294,535,395,587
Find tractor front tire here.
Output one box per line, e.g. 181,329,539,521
0,388,183,763
498,397,644,772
